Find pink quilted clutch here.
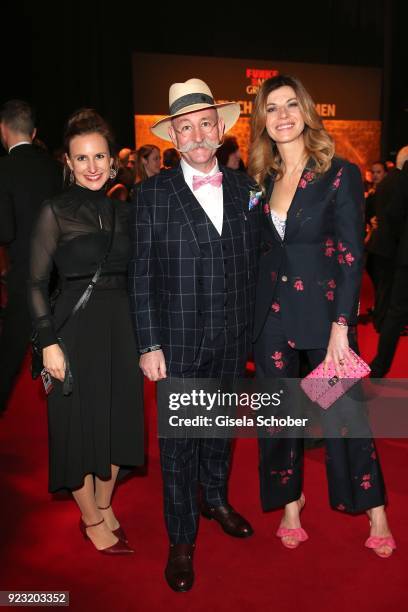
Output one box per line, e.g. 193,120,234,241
300,348,371,409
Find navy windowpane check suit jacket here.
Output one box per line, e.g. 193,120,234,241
128,164,261,373
254,157,365,348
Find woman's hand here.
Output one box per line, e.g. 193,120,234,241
43,344,66,381
323,323,350,377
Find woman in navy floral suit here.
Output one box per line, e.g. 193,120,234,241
249,75,395,557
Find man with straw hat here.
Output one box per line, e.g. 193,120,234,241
129,78,261,591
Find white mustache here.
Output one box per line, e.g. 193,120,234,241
177,138,222,153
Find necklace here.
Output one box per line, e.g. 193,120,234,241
284,154,307,179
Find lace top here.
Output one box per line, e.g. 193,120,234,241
270,210,286,240
28,183,131,348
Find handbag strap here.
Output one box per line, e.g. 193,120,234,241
59,339,73,396
55,201,116,333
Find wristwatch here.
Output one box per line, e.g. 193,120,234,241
139,344,162,355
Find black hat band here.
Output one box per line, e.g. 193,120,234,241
169,93,215,116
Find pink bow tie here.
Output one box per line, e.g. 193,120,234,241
192,171,223,191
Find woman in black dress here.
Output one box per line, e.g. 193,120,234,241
29,110,143,554
249,75,395,557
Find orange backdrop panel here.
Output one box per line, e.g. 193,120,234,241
135,115,381,176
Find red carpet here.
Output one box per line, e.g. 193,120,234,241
1,274,407,611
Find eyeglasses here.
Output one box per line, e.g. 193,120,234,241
173,118,217,136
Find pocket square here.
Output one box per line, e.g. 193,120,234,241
248,189,263,210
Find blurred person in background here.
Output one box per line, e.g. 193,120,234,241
364,161,387,314
135,144,161,183
107,166,134,201
0,99,61,413
216,135,245,171
162,147,180,170
370,146,408,376
118,147,132,169
366,161,387,230
366,158,402,331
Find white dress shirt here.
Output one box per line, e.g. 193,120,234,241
8,141,32,153
181,158,223,235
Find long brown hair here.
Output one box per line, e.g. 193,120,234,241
249,75,334,187
136,144,160,182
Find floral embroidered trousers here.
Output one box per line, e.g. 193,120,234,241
254,307,386,513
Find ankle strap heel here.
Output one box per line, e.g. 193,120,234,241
79,517,104,540
96,505,129,544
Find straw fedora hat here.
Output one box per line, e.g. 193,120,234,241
150,78,241,141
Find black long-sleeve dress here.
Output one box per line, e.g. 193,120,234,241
29,183,143,492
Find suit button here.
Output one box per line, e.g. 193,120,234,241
198,310,203,316
281,275,288,282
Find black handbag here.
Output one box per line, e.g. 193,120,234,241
31,203,116,395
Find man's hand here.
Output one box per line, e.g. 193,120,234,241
139,349,167,381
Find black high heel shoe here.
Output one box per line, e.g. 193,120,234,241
79,517,134,555
97,504,129,544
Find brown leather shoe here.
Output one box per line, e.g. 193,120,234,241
165,543,195,592
201,503,254,538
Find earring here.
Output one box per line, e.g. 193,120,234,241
69,170,75,184
109,167,117,179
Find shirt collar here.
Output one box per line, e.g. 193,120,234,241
9,141,32,153
180,157,219,182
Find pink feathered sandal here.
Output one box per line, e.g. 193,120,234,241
276,526,309,549
276,493,308,549
365,535,396,558
365,513,396,558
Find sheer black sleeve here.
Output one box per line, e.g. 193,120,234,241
28,202,61,348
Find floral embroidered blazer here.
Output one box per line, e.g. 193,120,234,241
253,157,365,349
